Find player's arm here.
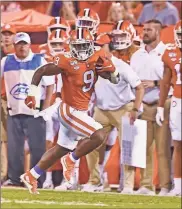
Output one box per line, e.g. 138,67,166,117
158,64,172,107
156,64,172,126
25,63,62,109
96,56,120,84
31,63,62,86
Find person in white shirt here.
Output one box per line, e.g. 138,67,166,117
1,32,55,187
84,54,144,194
130,19,172,196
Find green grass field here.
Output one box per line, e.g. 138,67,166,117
1,188,181,209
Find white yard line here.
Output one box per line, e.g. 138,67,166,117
1,198,107,206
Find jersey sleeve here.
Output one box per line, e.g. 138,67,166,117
53,54,69,72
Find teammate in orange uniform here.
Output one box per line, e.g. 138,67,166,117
39,17,70,58
20,28,120,194
76,8,100,39
110,20,139,64
156,20,182,196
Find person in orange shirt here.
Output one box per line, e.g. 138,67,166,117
156,20,182,196
1,24,16,183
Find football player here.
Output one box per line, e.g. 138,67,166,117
76,8,100,39
156,20,182,196
20,28,120,194
39,17,70,58
110,20,138,64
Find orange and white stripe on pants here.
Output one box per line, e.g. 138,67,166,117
60,102,102,137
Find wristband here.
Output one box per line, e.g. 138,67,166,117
111,69,119,77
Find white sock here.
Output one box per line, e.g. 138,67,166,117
30,168,41,179
74,159,80,183
174,178,181,191
99,164,104,184
45,171,52,182
103,150,111,167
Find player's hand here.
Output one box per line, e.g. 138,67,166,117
156,107,164,126
129,110,138,125
141,80,155,88
25,96,36,109
96,56,115,73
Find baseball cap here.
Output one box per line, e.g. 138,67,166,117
2,24,16,34
14,32,31,44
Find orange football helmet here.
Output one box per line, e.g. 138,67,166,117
48,29,69,55
76,8,100,35
70,28,94,61
174,20,182,48
110,20,136,50
47,17,70,36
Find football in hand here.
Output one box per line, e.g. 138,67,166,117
95,56,111,79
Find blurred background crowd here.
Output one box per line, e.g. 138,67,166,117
1,0,181,196
1,1,181,23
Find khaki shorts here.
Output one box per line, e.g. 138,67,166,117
94,102,134,144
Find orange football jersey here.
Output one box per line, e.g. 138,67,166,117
162,45,182,98
54,48,115,110
112,44,140,64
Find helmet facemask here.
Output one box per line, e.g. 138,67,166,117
70,40,94,61
76,17,98,35
48,41,66,56
111,30,132,50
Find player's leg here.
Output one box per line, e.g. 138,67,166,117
168,97,181,196
20,106,71,193
59,103,109,183
20,143,71,194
